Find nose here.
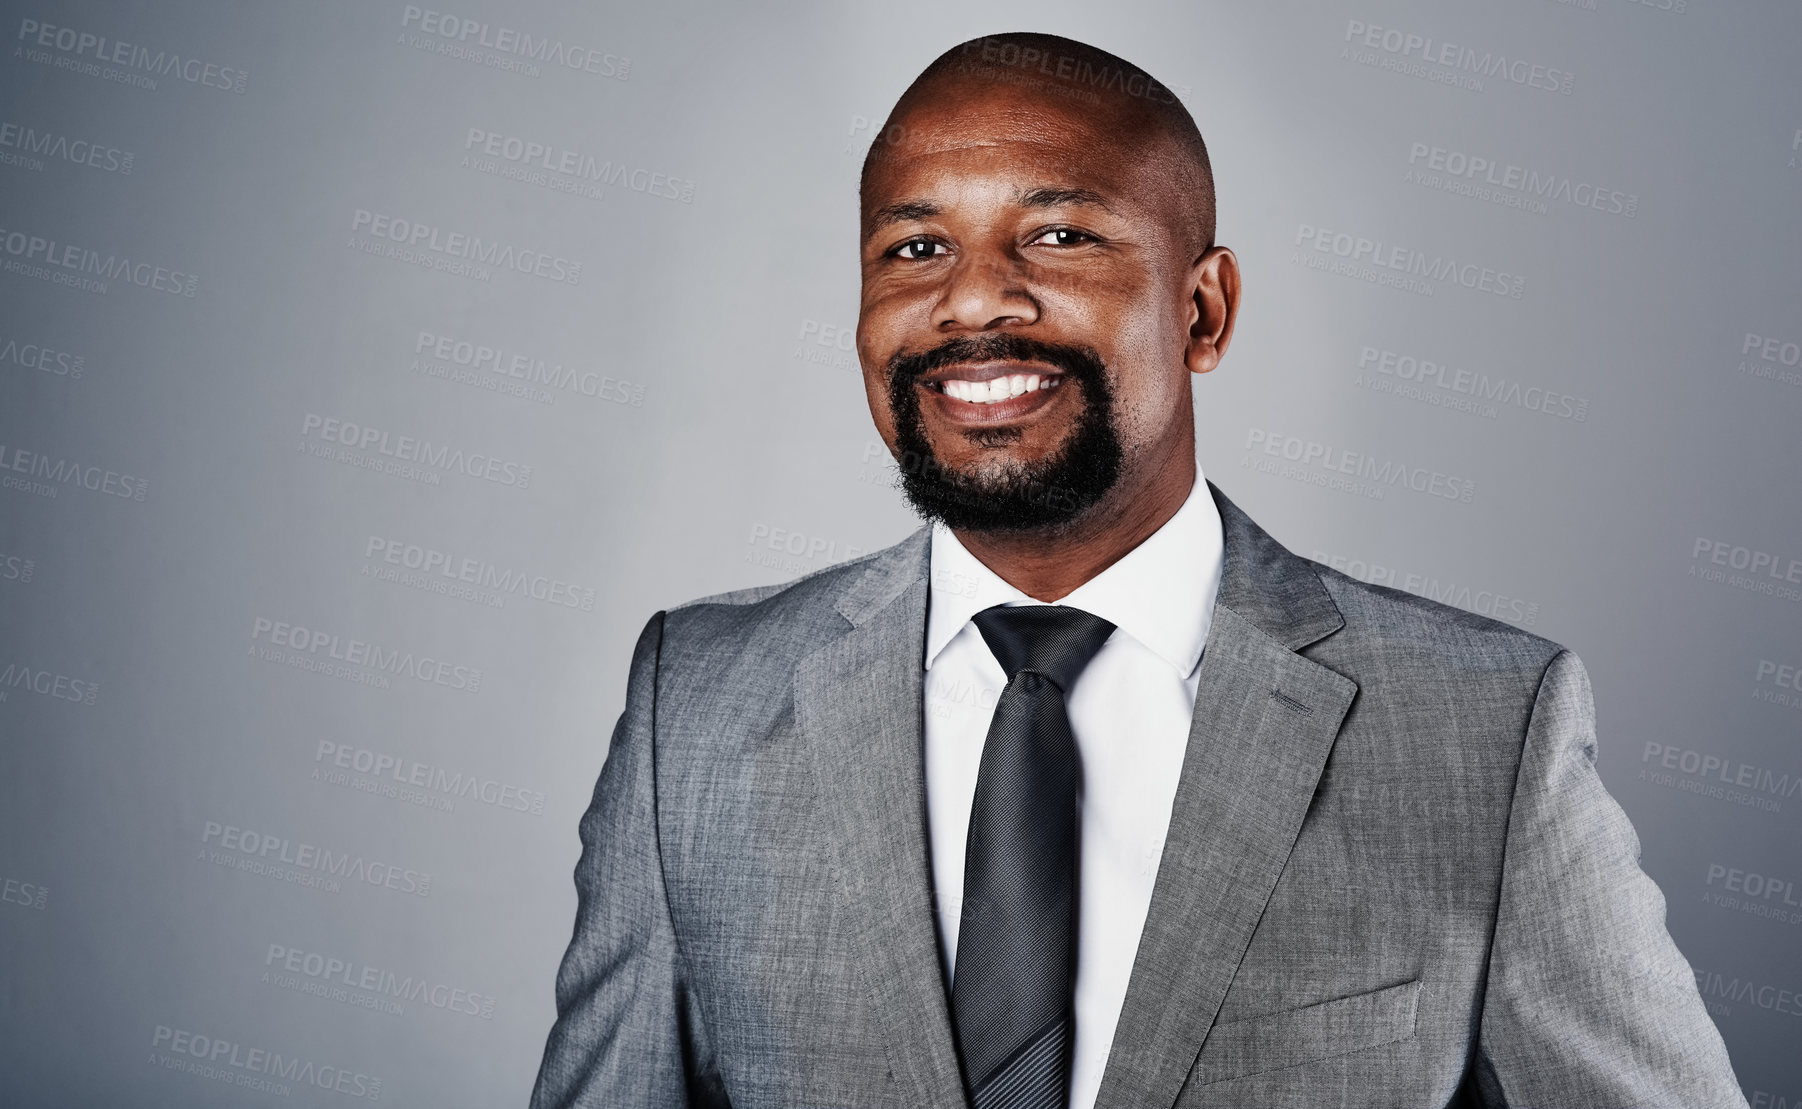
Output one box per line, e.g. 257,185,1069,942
932,249,1040,333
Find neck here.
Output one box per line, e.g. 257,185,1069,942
951,457,1197,602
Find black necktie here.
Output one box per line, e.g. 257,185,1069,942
952,604,1116,1109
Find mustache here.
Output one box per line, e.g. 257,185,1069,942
886,333,1108,384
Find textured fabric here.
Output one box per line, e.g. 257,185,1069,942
530,481,1750,1109
973,1020,1070,1109
951,606,1116,1109
925,473,1222,1109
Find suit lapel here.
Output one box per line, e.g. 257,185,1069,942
1092,485,1359,1109
791,486,1357,1109
793,529,970,1109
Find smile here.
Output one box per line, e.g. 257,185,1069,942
933,373,1063,405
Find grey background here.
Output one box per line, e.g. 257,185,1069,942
1,0,1798,1104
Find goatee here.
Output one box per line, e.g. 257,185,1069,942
885,333,1123,532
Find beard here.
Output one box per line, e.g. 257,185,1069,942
885,332,1123,532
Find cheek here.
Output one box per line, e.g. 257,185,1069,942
861,276,937,332
1100,307,1193,442
854,328,900,443
856,285,918,370
862,369,896,438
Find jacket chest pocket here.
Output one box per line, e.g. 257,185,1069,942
1187,978,1421,1086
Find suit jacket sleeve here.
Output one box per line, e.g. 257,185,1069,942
530,611,729,1108
1472,649,1747,1108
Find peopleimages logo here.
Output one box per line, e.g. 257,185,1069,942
1406,141,1637,218
1244,428,1477,503
746,524,869,565
249,615,483,694
412,329,645,407
299,412,532,489
315,740,548,816
16,18,249,92
0,552,36,583
1311,550,1538,626
1691,967,1802,1018
264,942,497,1019
1356,346,1589,421
1294,223,1525,298
1642,741,1797,812
952,34,1189,104
150,1025,379,1100
0,334,85,379
793,318,858,372
0,119,133,174
2,876,47,910
363,534,596,613
0,659,97,706
1755,659,1802,711
0,440,149,502
348,208,581,285
202,820,432,897
1342,19,1574,95
1740,331,1802,389
0,224,199,296
463,128,695,203
1690,537,1802,604
399,5,629,79
1703,862,1802,925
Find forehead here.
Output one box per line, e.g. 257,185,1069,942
863,79,1176,213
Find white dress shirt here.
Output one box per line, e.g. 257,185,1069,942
923,470,1225,1109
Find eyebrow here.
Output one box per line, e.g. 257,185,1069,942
866,200,941,236
864,186,1119,240
1017,186,1116,214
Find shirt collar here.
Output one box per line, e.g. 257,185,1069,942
924,469,1224,680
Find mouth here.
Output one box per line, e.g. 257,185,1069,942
917,361,1067,421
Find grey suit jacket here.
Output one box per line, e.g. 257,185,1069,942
531,482,1746,1109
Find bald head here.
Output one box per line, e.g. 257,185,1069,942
862,32,1215,252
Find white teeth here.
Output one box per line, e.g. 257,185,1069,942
942,373,1057,404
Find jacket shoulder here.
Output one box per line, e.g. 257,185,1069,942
1310,560,1566,678
640,535,921,740
653,530,918,682
666,548,877,629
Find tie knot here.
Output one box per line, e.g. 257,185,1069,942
971,604,1116,691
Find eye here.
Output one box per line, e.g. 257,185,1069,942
891,238,950,260
1030,228,1094,247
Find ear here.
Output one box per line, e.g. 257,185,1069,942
1184,246,1240,375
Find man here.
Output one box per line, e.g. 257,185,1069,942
532,32,1746,1109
